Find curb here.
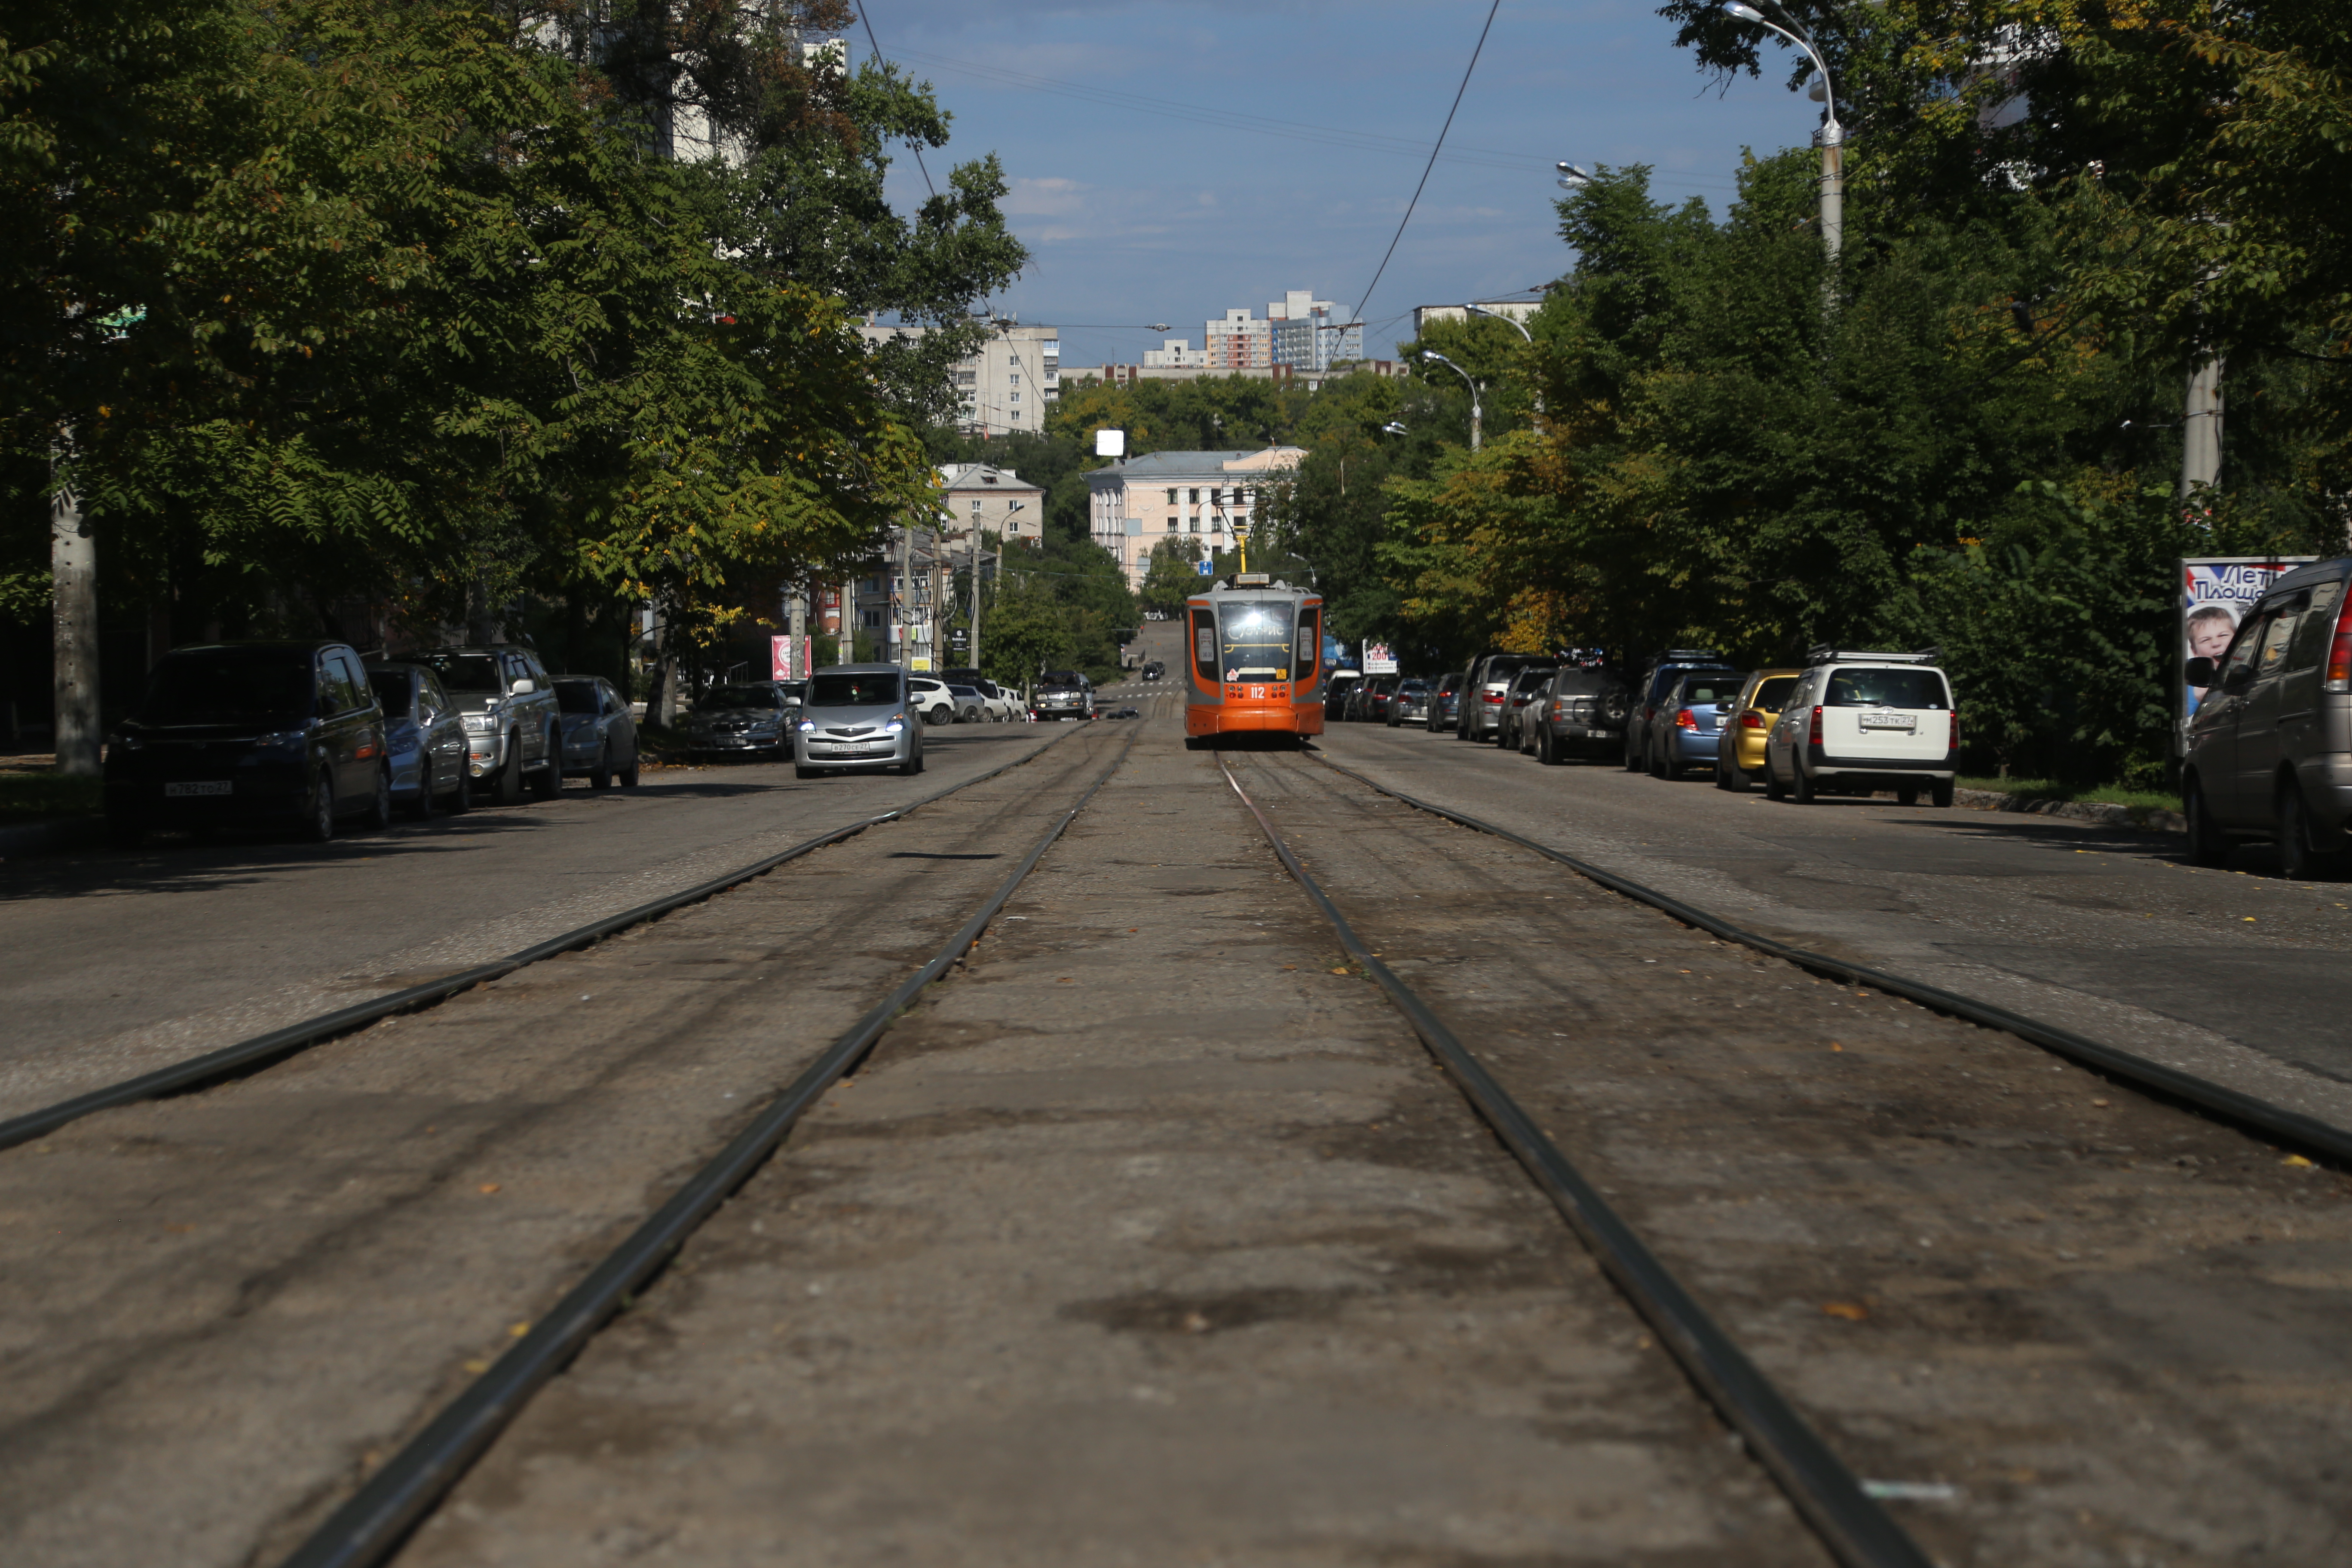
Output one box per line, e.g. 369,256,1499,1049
1950,787,2186,834
0,815,107,858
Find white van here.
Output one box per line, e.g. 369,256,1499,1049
1761,649,1957,806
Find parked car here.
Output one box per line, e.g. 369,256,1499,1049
908,675,961,726
1498,666,1556,748
104,640,391,847
1031,669,1096,720
410,646,564,804
794,665,924,777
1761,649,1957,805
365,661,471,818
553,675,641,788
1323,669,1364,719
1524,667,1633,764
944,683,993,723
1623,650,1736,772
685,680,794,760
1458,654,1546,742
1388,677,1431,727
1427,672,1463,732
1644,670,1743,778
1714,668,1802,792
961,681,1019,721
1355,674,1400,723
2182,557,2352,876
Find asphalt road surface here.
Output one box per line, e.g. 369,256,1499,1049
0,723,1078,1120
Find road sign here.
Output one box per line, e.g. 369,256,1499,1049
1195,559,1214,576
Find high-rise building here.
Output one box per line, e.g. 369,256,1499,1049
1268,291,1363,372
1204,309,1271,370
858,318,1060,437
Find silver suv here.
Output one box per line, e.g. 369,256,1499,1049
409,646,564,805
2183,557,2352,877
1031,669,1095,720
794,665,924,778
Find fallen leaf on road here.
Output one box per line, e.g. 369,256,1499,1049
2284,1154,2315,1169
478,1182,501,1194
1822,1302,1869,1321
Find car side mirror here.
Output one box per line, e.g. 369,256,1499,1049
2184,656,2217,688
511,678,536,695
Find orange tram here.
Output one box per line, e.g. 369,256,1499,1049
1184,573,1326,740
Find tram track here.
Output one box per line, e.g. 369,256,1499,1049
1304,749,2352,1166
1219,744,2352,1566
1217,753,1932,1568
0,723,1090,1154
0,718,1148,1568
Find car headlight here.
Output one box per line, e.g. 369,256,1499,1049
798,719,816,732
461,714,494,733
884,717,905,734
113,732,144,751
253,729,308,753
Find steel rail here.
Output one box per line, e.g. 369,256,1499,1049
0,725,1091,1154
276,721,1143,1568
1308,750,2352,1166
1218,756,1933,1568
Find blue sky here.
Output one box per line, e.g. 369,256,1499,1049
859,0,1823,367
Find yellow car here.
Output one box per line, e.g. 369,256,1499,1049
1715,667,1802,792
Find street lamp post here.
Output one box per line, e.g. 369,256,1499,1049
1421,350,1482,451
1723,3,1844,287
1466,302,1532,343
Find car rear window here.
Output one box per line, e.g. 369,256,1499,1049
555,680,602,714
808,673,900,707
1824,668,1949,709
1679,679,1737,705
139,650,312,726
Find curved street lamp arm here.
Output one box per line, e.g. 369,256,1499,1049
1466,303,1534,343
1728,10,1840,133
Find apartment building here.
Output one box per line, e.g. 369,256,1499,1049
856,318,1062,437
1142,338,1210,368
1204,308,1271,370
938,462,1045,551
1087,447,1305,588
1412,299,1543,337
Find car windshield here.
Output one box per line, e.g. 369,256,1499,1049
413,652,503,693
367,672,414,718
1040,670,1083,689
808,673,899,707
138,650,312,726
1825,668,1949,709
555,680,602,714
702,685,781,709
1751,676,1798,713
1217,600,1293,679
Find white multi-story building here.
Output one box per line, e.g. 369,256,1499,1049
857,318,1061,437
1087,447,1305,587
1142,338,1209,368
1412,299,1542,337
1268,289,1362,371
1204,308,1271,370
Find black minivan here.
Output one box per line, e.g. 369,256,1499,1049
104,641,391,847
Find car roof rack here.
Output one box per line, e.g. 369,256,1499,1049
1660,648,1725,663
1804,646,1941,666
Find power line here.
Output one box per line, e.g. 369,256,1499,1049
855,4,937,200
1352,0,1505,326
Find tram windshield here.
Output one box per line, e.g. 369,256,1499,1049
1217,599,1294,680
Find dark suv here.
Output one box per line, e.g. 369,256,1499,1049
2183,556,2352,876
1624,650,1736,772
104,641,390,846
1031,669,1096,720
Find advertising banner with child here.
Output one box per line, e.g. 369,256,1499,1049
2179,556,2315,751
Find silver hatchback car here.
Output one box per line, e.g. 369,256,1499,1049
794,665,925,778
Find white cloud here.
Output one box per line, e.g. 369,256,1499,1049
1002,176,1091,216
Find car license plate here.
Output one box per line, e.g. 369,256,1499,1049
164,781,232,797
1859,710,1916,732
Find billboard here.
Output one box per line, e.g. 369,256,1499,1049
2179,555,2315,750
1362,641,1399,674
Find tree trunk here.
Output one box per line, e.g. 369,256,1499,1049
51,442,100,776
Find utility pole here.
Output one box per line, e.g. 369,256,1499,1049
2180,357,2223,506
50,432,99,775
1724,3,1843,318
897,523,913,668
787,585,807,680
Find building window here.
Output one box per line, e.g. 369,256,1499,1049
1188,488,1199,504
1166,489,1177,504
1167,518,1178,531
971,499,982,512
1188,516,1200,533
1008,372,1019,385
